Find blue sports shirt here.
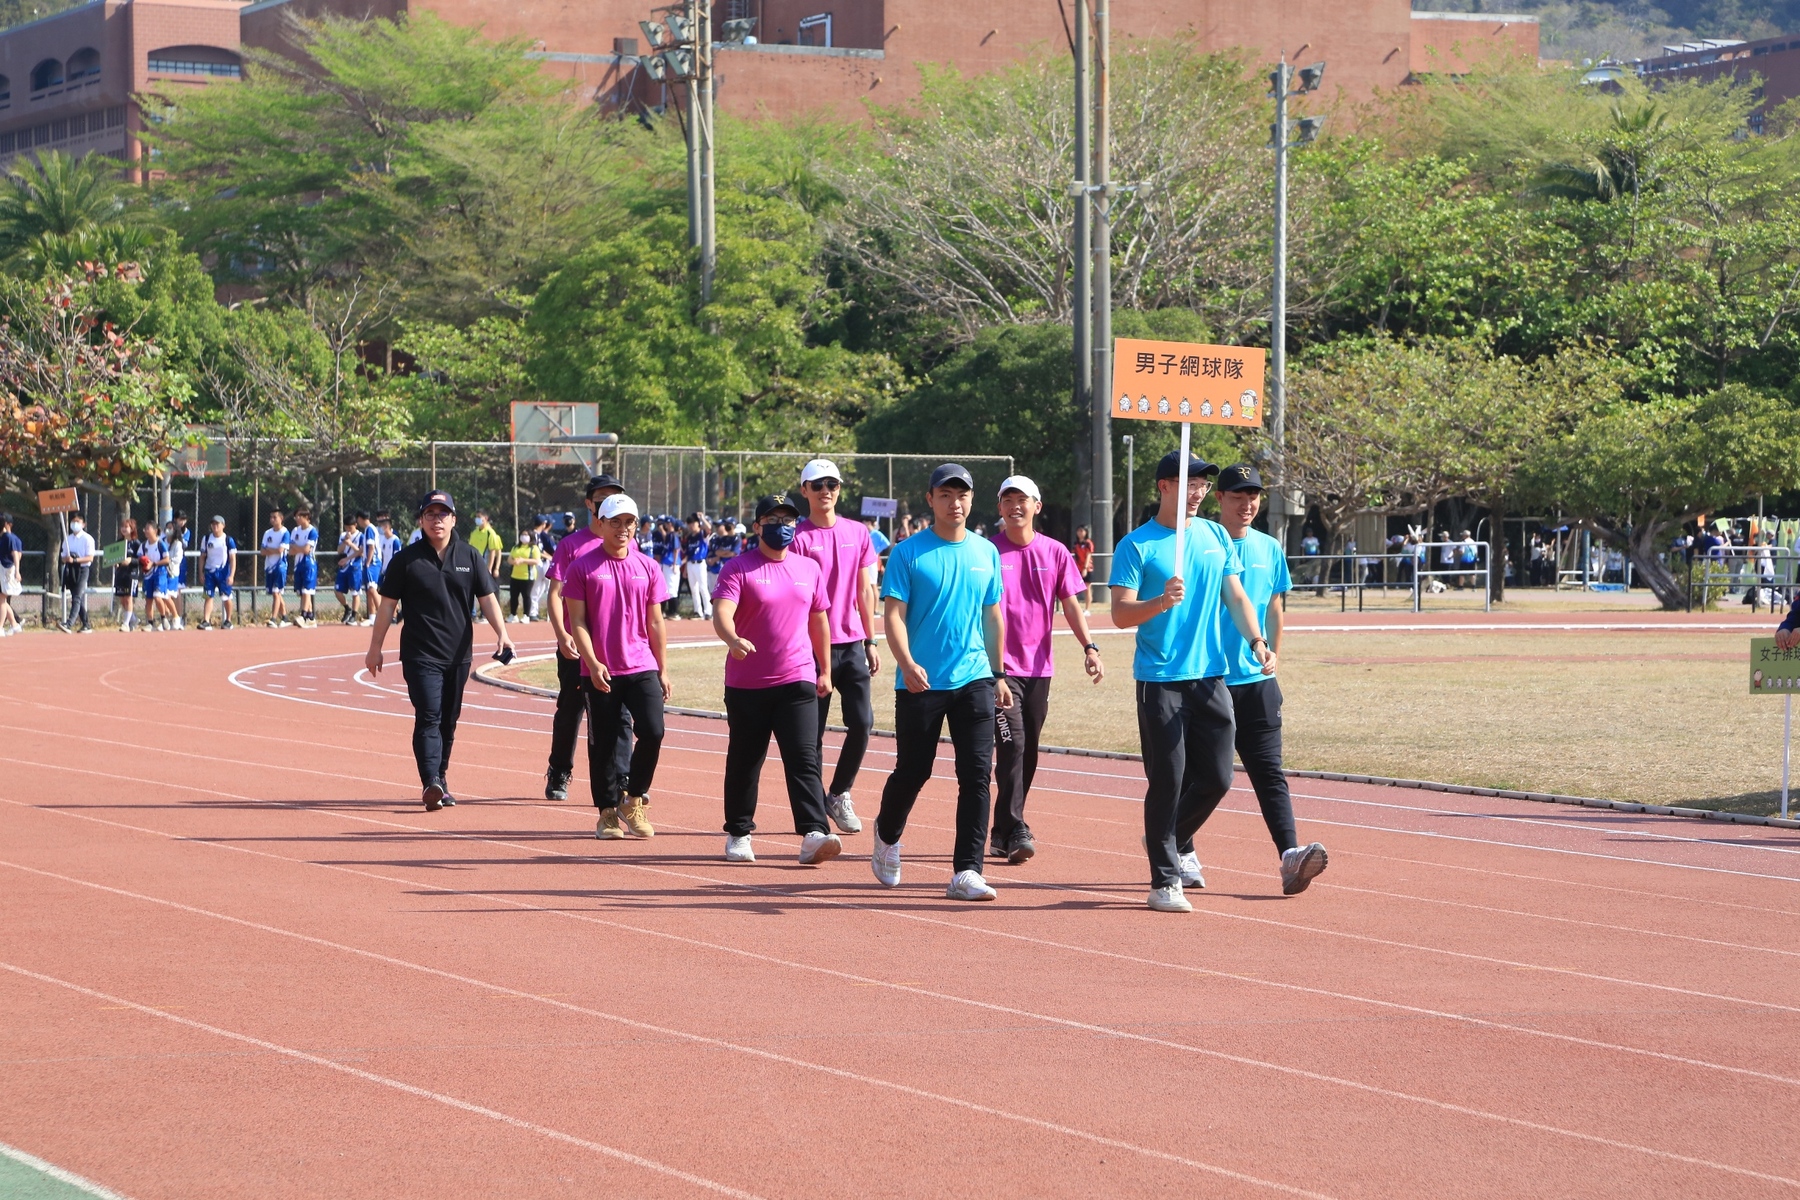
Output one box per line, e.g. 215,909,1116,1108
1110,517,1244,682
1222,528,1289,686
881,528,1002,692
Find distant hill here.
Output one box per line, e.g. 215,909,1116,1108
1416,1,1800,62
0,0,86,34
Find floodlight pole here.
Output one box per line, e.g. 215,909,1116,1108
1270,58,1291,553
685,0,702,250
1072,0,1091,540
698,0,716,303
1089,0,1113,594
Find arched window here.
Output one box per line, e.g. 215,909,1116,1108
66,47,100,84
30,59,63,93
0,75,12,109
145,44,241,78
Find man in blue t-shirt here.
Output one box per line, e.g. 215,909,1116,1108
1109,450,1270,914
871,463,1013,902
1213,465,1327,898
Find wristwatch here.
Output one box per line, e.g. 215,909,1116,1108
1083,642,1101,653
864,638,877,647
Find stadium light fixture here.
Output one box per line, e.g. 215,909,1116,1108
641,52,670,80
1297,61,1326,92
722,17,758,43
665,13,694,44
639,19,669,47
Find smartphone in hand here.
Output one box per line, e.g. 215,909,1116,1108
494,645,516,666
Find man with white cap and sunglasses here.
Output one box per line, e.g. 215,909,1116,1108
562,492,669,840
1110,450,1272,913
793,457,880,836
871,462,1013,901
989,474,1104,865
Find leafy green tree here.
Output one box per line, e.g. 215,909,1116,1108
1526,384,1800,608
0,266,194,506
392,308,536,441
147,13,632,317
528,191,901,452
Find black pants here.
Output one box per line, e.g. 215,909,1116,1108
550,650,632,784
1229,678,1297,854
992,674,1051,843
816,642,874,796
508,578,529,616
724,681,830,836
61,563,91,628
1136,677,1235,889
402,658,470,790
876,679,996,874
585,670,665,806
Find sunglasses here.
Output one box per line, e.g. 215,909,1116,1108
805,480,841,491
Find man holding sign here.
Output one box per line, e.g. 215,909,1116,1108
1106,336,1274,914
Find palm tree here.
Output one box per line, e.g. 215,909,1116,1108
1532,99,1669,203
0,150,150,269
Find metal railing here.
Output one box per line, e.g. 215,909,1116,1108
1288,542,1493,613
1683,547,1800,613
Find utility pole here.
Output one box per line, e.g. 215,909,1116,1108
1090,0,1113,591
1071,0,1091,537
1269,58,1323,553
683,0,701,250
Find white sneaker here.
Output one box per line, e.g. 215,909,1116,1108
1281,842,1329,895
870,831,902,887
361,616,375,626
1148,883,1194,913
1178,851,1205,890
725,834,755,862
826,792,862,834
799,830,842,865
946,869,997,901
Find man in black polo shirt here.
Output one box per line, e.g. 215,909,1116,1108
366,490,515,811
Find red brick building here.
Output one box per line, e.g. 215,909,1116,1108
0,0,1540,167
0,0,241,172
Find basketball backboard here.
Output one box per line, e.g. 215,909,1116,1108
512,402,602,467
166,427,229,480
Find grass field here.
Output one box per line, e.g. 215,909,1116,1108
514,627,1790,815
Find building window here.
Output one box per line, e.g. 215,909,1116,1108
66,47,100,85
797,13,832,47
146,45,242,78
30,58,63,95
0,75,10,110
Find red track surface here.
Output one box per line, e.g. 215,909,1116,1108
5,623,1800,1198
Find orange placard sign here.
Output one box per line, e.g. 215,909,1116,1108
1110,339,1267,427
37,487,79,515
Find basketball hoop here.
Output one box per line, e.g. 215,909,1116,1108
182,460,207,482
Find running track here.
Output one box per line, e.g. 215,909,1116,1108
3,623,1799,1198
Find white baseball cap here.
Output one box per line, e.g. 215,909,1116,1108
800,458,841,484
997,475,1041,502
597,494,639,521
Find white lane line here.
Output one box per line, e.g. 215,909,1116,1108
11,793,1800,1097
0,1141,135,1199
0,962,769,1199
0,873,1336,1199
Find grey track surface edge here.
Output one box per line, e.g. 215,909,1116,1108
471,660,1800,832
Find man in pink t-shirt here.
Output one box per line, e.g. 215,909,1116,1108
990,475,1105,865
712,494,843,867
563,493,670,841
792,457,880,837
543,474,633,805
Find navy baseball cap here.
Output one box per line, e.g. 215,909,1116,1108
416,489,456,516
1215,464,1264,492
585,473,624,496
1155,451,1218,481
753,494,800,521
928,463,975,490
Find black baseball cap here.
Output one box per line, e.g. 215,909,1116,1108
1215,464,1264,492
928,463,975,490
1155,451,1219,481
416,489,456,516
585,473,624,497
753,494,800,522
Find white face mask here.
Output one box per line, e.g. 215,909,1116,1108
69,522,84,533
